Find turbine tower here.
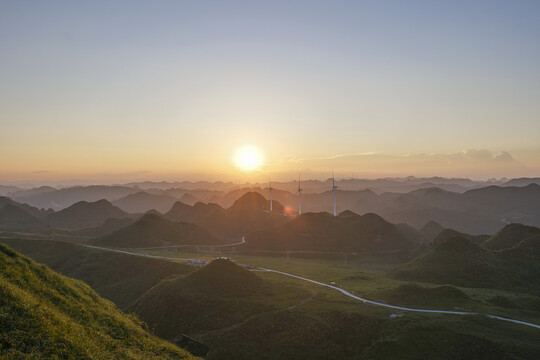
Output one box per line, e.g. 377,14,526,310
269,179,273,212
297,173,303,215
332,169,338,216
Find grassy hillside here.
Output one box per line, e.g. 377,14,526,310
393,236,540,295
246,211,421,252
484,223,540,250
130,259,278,338
0,238,194,309
93,213,223,248
432,228,490,246
0,243,198,359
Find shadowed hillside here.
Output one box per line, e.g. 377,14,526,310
130,259,273,339
93,213,223,248
484,223,540,250
0,238,194,309
393,235,540,294
246,211,422,252
46,199,129,230
0,243,198,359
166,192,289,238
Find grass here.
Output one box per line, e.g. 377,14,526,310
0,238,194,310
0,243,199,360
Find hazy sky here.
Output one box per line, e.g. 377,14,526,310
1,1,540,182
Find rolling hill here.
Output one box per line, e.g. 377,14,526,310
46,199,130,230
0,238,194,309
93,213,223,248
484,223,540,250
0,243,198,359
166,192,289,238
130,259,273,339
112,191,180,213
393,234,540,294
0,204,44,232
246,210,422,252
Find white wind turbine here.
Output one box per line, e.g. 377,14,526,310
332,169,338,216
297,174,303,215
269,178,273,212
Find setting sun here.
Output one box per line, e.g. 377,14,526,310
234,146,264,172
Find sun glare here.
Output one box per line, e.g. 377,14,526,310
234,146,263,172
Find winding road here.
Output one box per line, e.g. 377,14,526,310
85,244,540,330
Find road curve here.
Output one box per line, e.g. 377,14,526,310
84,244,540,330
261,268,540,330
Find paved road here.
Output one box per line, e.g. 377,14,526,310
84,244,540,330
129,236,246,250
261,268,540,330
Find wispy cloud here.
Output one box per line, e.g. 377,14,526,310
276,149,530,179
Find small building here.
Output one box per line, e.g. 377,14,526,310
187,259,208,267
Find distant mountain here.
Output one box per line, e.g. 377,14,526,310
10,185,57,199
503,177,540,187
179,193,199,205
246,210,422,252
46,199,129,230
13,185,139,210
166,192,289,238
0,196,49,219
419,220,446,241
0,243,197,359
112,191,180,213
0,185,20,196
483,223,540,250
130,259,271,339
93,213,222,248
0,204,44,231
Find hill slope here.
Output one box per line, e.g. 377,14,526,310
0,243,198,359
0,238,194,309
130,259,273,339
166,192,289,238
46,199,129,230
393,235,540,294
93,213,222,248
246,211,421,252
484,223,540,250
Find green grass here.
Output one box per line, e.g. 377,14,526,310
0,243,199,360
0,238,195,310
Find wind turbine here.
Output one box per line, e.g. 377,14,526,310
297,173,303,215
269,178,273,212
332,169,338,216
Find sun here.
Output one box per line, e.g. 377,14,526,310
234,145,264,172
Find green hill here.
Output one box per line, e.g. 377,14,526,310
0,238,194,309
246,211,421,252
46,199,129,230
393,235,540,294
432,228,490,246
0,204,44,232
0,243,198,359
130,259,274,339
484,223,540,250
93,213,223,248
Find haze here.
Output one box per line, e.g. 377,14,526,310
1,1,540,182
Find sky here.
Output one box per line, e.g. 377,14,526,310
1,0,540,183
